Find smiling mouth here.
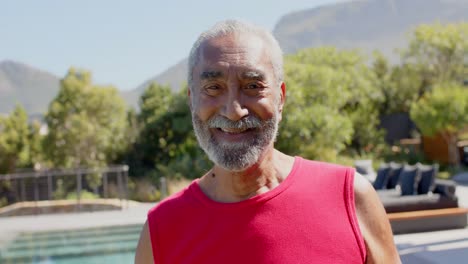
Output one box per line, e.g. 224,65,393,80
216,127,255,134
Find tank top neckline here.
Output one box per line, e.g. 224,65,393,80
189,156,302,209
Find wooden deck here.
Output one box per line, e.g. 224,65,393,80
387,207,468,234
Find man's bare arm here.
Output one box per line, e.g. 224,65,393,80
135,221,154,264
354,172,401,263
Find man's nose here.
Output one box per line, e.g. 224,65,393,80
221,94,249,121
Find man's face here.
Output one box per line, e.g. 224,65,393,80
189,32,285,171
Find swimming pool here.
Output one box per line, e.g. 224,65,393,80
0,224,142,264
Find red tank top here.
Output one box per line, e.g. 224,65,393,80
147,157,366,263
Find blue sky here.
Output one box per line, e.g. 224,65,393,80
0,0,342,90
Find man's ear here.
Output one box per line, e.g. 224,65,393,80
278,82,286,114
187,87,192,110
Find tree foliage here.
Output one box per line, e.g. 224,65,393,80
372,52,422,115
0,105,43,206
410,83,468,164
403,22,468,165
43,69,128,168
124,83,211,179
403,22,468,87
277,47,384,161
27,119,44,169
410,83,468,136
0,104,30,173
3,22,467,180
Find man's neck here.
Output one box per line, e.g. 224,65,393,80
198,149,295,203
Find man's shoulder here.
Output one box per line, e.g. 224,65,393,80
298,156,352,172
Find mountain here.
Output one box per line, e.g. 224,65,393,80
273,0,468,59
128,0,468,107
0,60,60,115
123,58,188,109
3,0,468,113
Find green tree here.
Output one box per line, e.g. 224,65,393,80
152,90,211,180
403,22,468,91
24,119,44,169
125,83,210,179
0,104,30,173
278,47,384,161
139,83,174,125
44,69,128,169
410,83,468,165
372,52,422,115
131,83,175,175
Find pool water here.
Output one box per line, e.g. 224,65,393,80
0,224,142,264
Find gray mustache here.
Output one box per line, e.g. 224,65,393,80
207,115,262,130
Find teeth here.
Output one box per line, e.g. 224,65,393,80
220,127,248,133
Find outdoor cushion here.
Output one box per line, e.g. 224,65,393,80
386,163,403,189
376,189,400,198
373,164,390,190
377,174,459,213
433,179,457,199
417,163,438,194
381,193,458,213
399,165,418,196
355,165,367,175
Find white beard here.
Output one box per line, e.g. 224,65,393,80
191,111,279,172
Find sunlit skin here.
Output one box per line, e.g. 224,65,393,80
135,31,401,264
188,33,294,203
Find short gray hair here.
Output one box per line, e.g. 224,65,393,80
187,19,284,90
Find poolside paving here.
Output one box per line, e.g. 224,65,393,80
0,202,154,249
396,228,468,263
1,187,467,263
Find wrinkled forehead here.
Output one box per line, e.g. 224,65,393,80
197,32,269,69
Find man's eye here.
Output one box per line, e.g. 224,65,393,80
246,83,261,89
204,85,221,95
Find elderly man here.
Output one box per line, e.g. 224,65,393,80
135,20,400,263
